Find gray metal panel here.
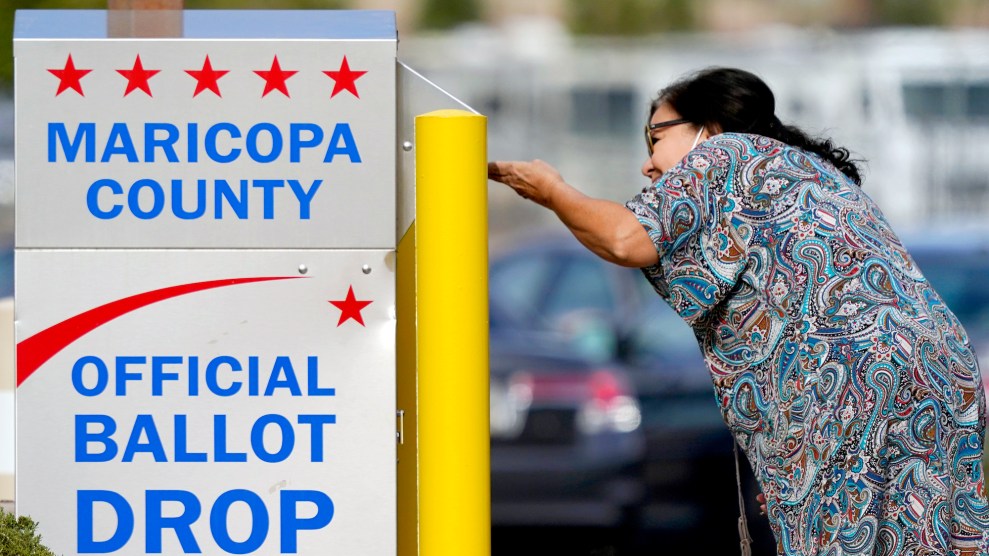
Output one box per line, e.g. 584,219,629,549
15,10,396,40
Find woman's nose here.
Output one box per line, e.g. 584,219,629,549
641,157,654,178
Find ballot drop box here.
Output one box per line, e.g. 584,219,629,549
14,9,490,556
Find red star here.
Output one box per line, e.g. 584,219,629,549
323,56,367,98
117,55,160,97
329,286,373,327
48,54,92,97
254,56,297,97
185,55,229,97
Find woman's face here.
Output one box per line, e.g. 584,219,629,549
641,103,710,184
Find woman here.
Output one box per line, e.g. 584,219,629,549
488,67,989,555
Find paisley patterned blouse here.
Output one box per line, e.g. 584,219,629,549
626,133,989,555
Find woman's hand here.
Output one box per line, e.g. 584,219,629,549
757,493,767,516
487,160,564,208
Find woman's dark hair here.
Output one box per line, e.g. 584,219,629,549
653,67,863,185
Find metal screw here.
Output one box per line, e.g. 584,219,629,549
401,141,413,152
298,264,308,275
362,265,372,275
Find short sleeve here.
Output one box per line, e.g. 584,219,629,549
625,135,753,327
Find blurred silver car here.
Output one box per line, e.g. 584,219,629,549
489,301,645,528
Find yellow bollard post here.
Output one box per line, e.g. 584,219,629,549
415,109,489,556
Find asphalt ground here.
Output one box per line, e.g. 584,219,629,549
493,523,778,556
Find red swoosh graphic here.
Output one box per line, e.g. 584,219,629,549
16,276,303,387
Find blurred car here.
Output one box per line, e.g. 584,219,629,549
488,300,645,528
904,232,989,415
488,233,768,547
0,245,10,299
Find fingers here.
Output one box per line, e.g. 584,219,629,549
487,159,561,207
487,161,507,181
488,160,519,183
487,160,521,192
488,161,531,202
756,493,767,516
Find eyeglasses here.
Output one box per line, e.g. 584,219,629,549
644,118,690,155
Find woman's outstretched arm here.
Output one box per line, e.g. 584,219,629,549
488,160,657,268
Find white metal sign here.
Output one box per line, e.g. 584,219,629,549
15,10,397,555
17,251,395,554
15,10,396,249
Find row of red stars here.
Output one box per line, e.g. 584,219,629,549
47,54,368,99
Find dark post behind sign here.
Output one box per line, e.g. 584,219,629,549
107,0,183,38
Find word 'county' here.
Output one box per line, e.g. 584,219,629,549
48,121,362,221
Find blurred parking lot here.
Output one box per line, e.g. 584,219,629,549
399,26,989,552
